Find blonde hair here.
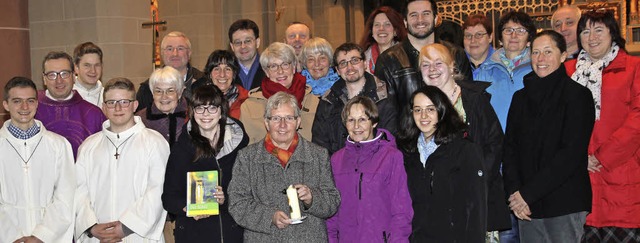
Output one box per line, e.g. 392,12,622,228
419,43,465,81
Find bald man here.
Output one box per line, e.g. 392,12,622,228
552,5,581,58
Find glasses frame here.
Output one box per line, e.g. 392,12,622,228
337,57,364,69
266,62,293,72
463,32,489,40
44,70,73,80
104,99,135,108
163,46,190,53
502,27,528,36
193,105,220,114
152,88,178,96
266,115,298,123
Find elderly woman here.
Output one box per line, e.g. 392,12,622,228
420,43,510,238
564,11,640,241
462,14,495,78
240,42,319,144
299,37,340,96
359,6,407,73
326,96,412,242
228,92,340,242
398,86,486,242
194,50,249,119
503,30,595,242
136,66,187,147
162,85,249,242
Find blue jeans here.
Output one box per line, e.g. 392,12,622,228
499,213,520,243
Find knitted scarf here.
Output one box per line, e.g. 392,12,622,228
261,72,306,108
301,68,340,96
571,43,619,120
264,133,299,168
225,84,240,106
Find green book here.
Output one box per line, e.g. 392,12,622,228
186,170,219,216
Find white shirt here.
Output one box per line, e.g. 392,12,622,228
0,120,75,242
75,116,170,242
73,80,104,107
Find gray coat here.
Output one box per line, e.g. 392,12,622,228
228,135,340,243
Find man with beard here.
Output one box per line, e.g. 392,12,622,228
312,43,397,155
229,19,266,90
374,0,472,110
136,31,204,112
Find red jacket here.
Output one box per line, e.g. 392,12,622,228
565,51,640,228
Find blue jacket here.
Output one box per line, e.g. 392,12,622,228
468,45,495,79
327,129,413,243
474,48,531,131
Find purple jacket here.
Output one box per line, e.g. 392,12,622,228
327,129,413,243
36,90,106,158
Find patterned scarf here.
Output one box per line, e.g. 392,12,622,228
264,133,299,168
571,43,619,120
261,72,307,108
498,47,530,74
301,68,340,96
417,134,439,167
7,122,40,140
225,84,240,106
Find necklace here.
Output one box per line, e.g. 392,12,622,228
449,84,459,101
105,133,135,159
6,137,44,172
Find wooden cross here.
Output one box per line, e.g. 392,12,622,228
141,0,167,70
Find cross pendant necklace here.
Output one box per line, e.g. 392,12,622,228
6,137,44,172
106,133,135,159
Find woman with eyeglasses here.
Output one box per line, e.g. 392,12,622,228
326,96,412,242
419,43,510,241
240,42,319,144
162,85,249,243
462,14,495,79
503,30,595,242
135,66,188,148
228,92,340,242
397,85,487,242
564,11,640,241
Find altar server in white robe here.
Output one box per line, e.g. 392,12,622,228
0,76,75,243
75,77,170,242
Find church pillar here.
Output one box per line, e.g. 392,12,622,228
0,1,30,121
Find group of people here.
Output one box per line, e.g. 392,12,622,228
1,0,639,242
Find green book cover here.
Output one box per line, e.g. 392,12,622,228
186,170,219,216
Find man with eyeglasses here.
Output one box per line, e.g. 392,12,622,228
374,0,473,111
36,51,106,158
75,77,169,242
552,5,581,59
136,31,204,113
312,43,397,155
0,77,76,243
229,19,266,90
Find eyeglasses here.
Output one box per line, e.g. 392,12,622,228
502,27,528,36
412,105,437,115
163,46,189,53
231,38,255,47
104,99,135,108
337,57,363,69
266,115,297,123
266,62,292,72
346,117,371,125
44,70,73,80
464,32,488,40
194,105,220,114
153,88,177,96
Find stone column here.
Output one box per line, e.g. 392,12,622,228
0,1,30,122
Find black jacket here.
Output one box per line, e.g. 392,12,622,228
312,72,397,155
162,118,249,243
401,136,487,243
136,65,204,113
374,39,473,110
503,65,594,219
458,80,511,231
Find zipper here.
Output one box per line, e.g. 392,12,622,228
383,231,389,243
429,171,434,194
359,173,363,200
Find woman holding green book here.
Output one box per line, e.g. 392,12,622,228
162,85,249,242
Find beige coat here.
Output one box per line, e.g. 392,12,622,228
240,85,319,144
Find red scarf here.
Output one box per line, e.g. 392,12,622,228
261,72,306,108
264,133,299,168
369,43,380,72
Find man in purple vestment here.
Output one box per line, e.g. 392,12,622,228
36,51,106,158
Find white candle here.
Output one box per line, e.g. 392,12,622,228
286,185,301,219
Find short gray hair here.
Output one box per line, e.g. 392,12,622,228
260,42,297,72
264,91,300,118
149,66,184,96
161,31,192,49
300,37,334,69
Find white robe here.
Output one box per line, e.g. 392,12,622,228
75,116,170,242
73,80,104,107
0,120,75,242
